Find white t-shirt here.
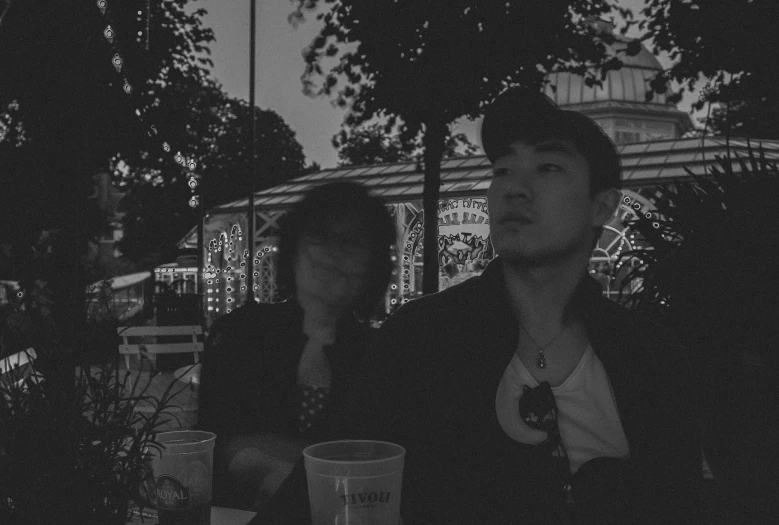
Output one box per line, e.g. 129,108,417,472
495,344,631,475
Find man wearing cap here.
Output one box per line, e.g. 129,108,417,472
259,88,705,524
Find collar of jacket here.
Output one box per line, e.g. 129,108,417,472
230,298,366,357
471,257,656,460
475,255,605,320
285,297,367,342
474,256,638,360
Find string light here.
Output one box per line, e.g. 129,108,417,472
144,0,151,50
99,2,194,190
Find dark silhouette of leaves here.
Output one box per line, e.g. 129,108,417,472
333,121,480,166
114,80,307,264
0,0,216,345
289,0,631,294
638,1,779,139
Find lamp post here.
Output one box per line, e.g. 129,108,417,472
246,0,258,304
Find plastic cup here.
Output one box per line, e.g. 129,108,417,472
303,440,406,525
150,430,216,525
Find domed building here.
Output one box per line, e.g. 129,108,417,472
170,25,779,323
539,22,699,296
543,21,694,144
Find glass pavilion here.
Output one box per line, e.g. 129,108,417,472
173,32,779,322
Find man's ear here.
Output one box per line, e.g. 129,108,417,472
591,188,621,227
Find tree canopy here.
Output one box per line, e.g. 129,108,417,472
0,0,216,347
289,0,630,294
634,0,779,139
114,78,308,264
333,121,480,166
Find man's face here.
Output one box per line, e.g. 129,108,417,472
486,139,616,266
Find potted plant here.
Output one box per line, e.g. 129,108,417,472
0,347,192,524
615,142,779,523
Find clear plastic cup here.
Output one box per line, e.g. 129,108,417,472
150,430,216,525
303,440,406,525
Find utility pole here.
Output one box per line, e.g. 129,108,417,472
246,0,258,304
197,199,204,322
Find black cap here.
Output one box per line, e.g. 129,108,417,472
480,87,621,192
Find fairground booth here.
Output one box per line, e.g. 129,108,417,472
171,36,779,324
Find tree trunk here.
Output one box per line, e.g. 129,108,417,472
421,118,448,296
40,76,94,362
48,130,90,361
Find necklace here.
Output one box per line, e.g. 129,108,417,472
518,310,575,369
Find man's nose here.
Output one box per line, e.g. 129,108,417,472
503,171,534,200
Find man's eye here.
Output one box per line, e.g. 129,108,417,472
492,168,510,177
539,163,563,172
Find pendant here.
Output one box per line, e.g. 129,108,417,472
536,350,547,369
565,483,575,505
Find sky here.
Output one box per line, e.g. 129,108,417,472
192,0,701,169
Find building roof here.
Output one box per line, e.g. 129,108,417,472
207,136,779,214
178,135,779,249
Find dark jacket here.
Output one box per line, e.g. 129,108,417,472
196,300,374,508
259,258,705,524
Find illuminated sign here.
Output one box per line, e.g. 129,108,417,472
438,198,490,266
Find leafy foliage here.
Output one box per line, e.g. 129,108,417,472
113,78,308,264
289,0,632,293
290,0,628,130
1,350,195,525
706,87,779,140
633,1,779,138
0,280,57,361
614,142,779,522
0,0,215,343
0,0,216,237
615,143,779,374
333,121,480,166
